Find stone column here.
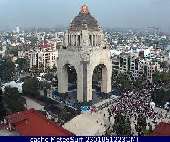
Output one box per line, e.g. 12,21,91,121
77,60,92,102
77,63,84,102
86,66,93,101
77,62,89,102
58,65,68,94
101,67,107,93
95,34,97,46
96,35,98,46
101,64,112,93
71,34,74,46
99,35,101,46
64,32,68,47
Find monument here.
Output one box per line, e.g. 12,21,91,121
57,4,112,102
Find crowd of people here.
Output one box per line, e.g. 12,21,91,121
111,89,153,119
90,82,170,135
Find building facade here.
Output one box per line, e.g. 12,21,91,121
112,53,160,82
29,48,58,71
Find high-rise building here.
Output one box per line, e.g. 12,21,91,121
15,26,20,33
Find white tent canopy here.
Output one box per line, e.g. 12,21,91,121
1,81,23,93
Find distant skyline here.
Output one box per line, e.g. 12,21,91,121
0,0,170,32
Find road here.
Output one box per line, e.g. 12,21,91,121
24,96,44,111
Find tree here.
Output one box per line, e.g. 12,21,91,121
116,73,132,91
16,58,29,72
22,77,40,98
39,81,51,90
136,114,147,135
7,48,18,56
133,75,146,89
0,58,15,82
160,61,168,71
31,65,40,75
112,70,118,82
153,71,170,84
0,89,6,121
30,36,38,47
152,89,170,107
3,87,26,113
44,73,54,81
148,123,153,133
49,65,57,73
124,117,132,136
113,113,131,136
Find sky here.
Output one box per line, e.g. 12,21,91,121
0,0,170,31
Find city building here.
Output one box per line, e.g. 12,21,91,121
112,52,160,82
29,48,58,71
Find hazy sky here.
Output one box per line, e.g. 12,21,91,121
0,0,170,31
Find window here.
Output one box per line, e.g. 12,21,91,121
93,35,95,46
89,35,92,46
74,35,76,46
78,35,80,46
68,34,69,45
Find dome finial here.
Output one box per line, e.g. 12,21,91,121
80,4,89,15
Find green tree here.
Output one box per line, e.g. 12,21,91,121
30,36,38,47
133,74,146,89
16,58,29,72
124,117,132,136
44,73,54,81
136,114,147,135
0,58,15,82
153,71,170,84
51,65,57,72
3,87,26,113
116,73,132,90
113,113,131,136
0,89,6,121
112,70,118,82
7,48,18,56
22,77,40,98
153,72,161,83
152,89,170,106
160,61,168,71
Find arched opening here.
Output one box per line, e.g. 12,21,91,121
89,35,92,46
51,74,59,99
63,64,77,104
78,35,80,46
74,35,76,46
68,34,70,45
92,64,109,102
93,35,95,46
65,64,77,90
52,74,58,88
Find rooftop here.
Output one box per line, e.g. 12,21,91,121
151,122,170,136
6,108,74,136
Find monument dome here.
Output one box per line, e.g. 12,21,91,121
69,4,100,31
